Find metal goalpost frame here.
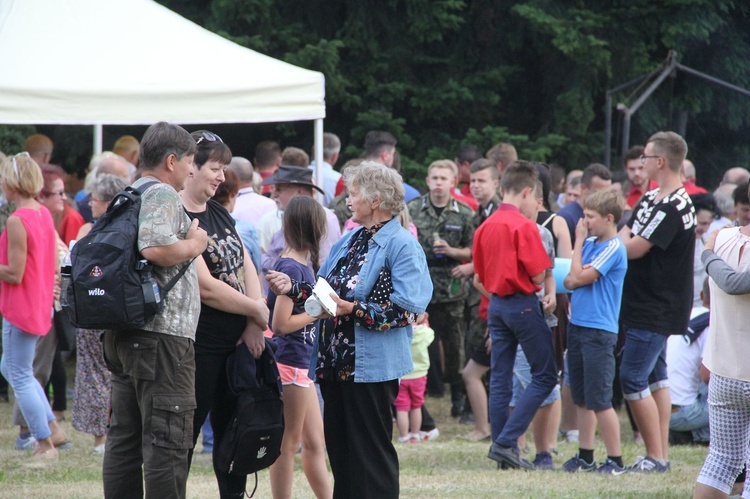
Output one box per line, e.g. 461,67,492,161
604,50,750,168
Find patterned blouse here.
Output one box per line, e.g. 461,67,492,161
287,221,416,382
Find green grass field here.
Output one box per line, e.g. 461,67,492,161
0,384,709,498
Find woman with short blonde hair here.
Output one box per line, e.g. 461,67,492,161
267,161,432,498
0,153,63,461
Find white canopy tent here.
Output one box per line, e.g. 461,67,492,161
0,0,326,179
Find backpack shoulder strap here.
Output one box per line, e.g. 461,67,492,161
134,180,160,195
134,179,195,294
541,212,556,228
161,257,196,294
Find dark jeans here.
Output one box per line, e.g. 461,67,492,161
320,379,399,499
487,293,557,448
102,330,196,499
188,346,246,499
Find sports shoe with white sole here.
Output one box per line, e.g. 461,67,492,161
562,454,596,473
628,455,670,473
15,435,38,451
596,458,627,475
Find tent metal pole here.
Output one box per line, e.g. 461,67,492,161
314,118,324,204
93,124,103,154
604,93,612,168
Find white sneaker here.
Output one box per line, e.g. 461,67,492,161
419,428,440,441
566,430,579,443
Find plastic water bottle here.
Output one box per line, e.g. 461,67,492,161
59,240,75,309
304,295,325,317
432,232,444,259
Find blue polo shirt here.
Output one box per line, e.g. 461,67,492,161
570,235,627,334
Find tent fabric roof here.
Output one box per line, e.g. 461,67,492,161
0,0,325,125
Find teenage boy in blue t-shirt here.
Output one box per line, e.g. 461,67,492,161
563,189,628,475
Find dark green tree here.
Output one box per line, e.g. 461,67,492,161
149,0,750,188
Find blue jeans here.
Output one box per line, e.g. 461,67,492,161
670,382,710,443
619,327,669,400
488,294,558,448
0,320,54,440
201,413,214,448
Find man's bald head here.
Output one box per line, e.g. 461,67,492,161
722,167,750,186
682,159,697,182
228,157,255,187
113,135,140,165
97,155,130,180
24,134,54,165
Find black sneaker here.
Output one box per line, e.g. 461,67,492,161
628,455,670,473
532,451,554,470
562,454,596,473
596,458,627,475
488,443,535,471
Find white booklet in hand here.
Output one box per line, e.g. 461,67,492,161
312,277,338,316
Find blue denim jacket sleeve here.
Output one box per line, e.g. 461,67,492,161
312,218,434,382
380,230,433,314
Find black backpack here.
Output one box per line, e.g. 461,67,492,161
62,181,190,330
216,340,284,494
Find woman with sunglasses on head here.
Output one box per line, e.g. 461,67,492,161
0,153,66,461
181,130,270,499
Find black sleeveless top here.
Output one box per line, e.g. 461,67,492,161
537,211,558,257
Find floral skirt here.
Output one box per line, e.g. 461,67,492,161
72,329,111,436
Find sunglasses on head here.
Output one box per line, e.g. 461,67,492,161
195,131,223,145
11,151,30,180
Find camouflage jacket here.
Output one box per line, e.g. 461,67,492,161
408,195,475,303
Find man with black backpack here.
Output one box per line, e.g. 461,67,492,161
101,122,208,499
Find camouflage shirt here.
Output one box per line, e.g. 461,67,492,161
408,195,475,304
134,177,200,340
330,190,351,230
473,195,501,230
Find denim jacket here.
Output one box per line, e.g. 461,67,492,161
310,217,433,382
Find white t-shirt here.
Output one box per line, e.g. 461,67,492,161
666,306,708,406
257,209,283,253
231,186,276,227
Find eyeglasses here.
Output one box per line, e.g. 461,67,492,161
11,151,30,179
639,154,660,164
195,131,223,145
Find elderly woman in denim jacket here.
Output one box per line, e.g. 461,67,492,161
267,161,433,499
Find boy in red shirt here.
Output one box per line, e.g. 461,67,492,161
473,161,557,470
